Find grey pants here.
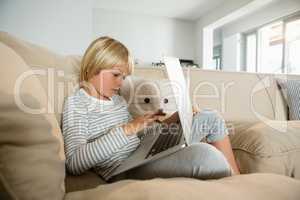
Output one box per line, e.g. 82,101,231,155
110,109,232,182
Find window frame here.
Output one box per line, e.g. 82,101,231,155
244,11,300,74
244,31,258,72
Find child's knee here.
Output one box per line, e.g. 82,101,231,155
187,143,232,177
191,110,228,143
193,109,223,128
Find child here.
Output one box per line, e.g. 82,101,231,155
62,36,240,182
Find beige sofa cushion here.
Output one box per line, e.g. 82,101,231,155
231,120,300,179
0,43,65,199
0,31,80,125
65,171,106,193
0,32,74,72
65,173,300,200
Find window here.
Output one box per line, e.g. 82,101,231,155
257,21,283,73
213,45,222,70
245,13,300,74
285,18,300,74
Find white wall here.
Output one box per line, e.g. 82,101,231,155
0,0,196,65
0,0,93,55
92,9,195,65
2,0,296,68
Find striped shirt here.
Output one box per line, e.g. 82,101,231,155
62,88,141,180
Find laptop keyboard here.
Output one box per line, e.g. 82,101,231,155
146,128,183,158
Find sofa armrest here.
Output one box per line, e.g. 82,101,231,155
229,121,300,179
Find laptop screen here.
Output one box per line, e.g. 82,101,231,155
163,56,193,145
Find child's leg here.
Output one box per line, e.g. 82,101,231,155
209,136,240,175
191,109,240,174
118,143,231,180
190,109,228,143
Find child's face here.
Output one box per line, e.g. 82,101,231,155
89,66,127,99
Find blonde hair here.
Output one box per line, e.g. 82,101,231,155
80,36,134,83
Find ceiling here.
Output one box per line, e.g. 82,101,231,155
93,0,227,21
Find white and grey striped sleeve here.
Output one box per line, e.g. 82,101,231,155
62,98,131,175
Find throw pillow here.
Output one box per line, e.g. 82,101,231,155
277,79,300,120
0,43,65,199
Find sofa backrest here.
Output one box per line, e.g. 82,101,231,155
133,67,292,122
2,31,300,124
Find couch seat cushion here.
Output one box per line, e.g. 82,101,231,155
230,120,300,178
65,171,106,193
65,173,300,200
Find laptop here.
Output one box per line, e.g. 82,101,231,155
111,56,194,177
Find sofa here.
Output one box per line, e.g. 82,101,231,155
0,31,300,200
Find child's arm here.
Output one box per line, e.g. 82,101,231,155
62,99,132,175
122,111,163,135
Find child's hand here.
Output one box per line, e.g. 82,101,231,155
122,112,161,135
